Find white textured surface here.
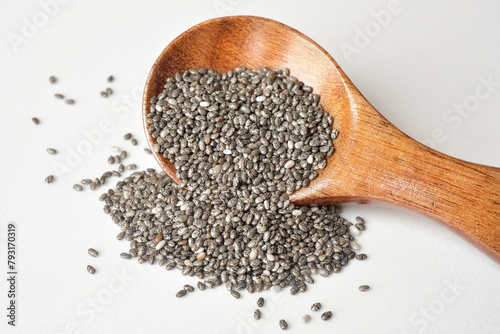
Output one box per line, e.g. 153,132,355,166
0,1,499,333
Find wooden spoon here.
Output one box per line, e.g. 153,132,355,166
142,16,500,259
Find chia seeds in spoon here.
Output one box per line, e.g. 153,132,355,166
102,68,362,296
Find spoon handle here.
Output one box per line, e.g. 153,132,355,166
357,125,500,259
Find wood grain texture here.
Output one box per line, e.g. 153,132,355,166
142,16,500,260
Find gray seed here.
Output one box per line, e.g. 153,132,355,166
257,297,264,307
356,254,367,260
32,117,40,125
355,216,365,224
254,309,261,320
302,314,311,323
126,164,137,170
183,284,194,292
321,311,332,321
105,87,113,95
279,319,288,330
230,290,240,299
118,164,125,172
176,290,187,298
90,182,97,190
49,76,57,84
88,248,98,257
311,302,321,312
120,150,127,158
108,156,115,164
359,285,370,291
81,179,92,184
73,184,83,191
120,252,132,259
87,265,96,274
197,281,206,291
144,148,152,154
124,133,132,140
54,94,64,99
45,175,54,183
116,231,125,240
107,75,114,82
47,148,57,154
100,91,108,98
131,138,138,146
65,99,75,105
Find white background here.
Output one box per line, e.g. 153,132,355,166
0,1,499,333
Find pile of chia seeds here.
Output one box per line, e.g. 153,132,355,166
101,67,365,295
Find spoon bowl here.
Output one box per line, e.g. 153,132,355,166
143,16,500,259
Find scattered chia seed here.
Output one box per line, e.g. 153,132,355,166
65,99,75,105
359,285,370,291
321,311,332,321
88,248,98,257
254,309,261,320
184,284,194,292
49,76,57,84
356,254,367,260
176,289,187,298
257,297,264,308
107,75,114,82
32,117,40,125
311,302,321,312
131,138,138,146
87,265,96,274
279,319,288,330
45,175,54,183
54,93,64,99
144,148,152,154
73,184,83,191
302,314,311,323
47,148,57,154
124,133,132,140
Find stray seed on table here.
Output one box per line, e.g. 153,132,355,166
230,290,240,299
54,93,64,99
176,290,187,298
144,148,152,154
124,133,132,140
88,248,98,257
359,285,370,291
120,150,127,159
197,281,206,291
120,253,132,259
311,302,321,312
254,309,261,320
118,164,125,172
73,184,83,191
81,179,92,184
47,148,57,154
32,117,39,125
100,91,108,98
356,254,367,260
90,182,97,190
87,265,95,274
65,99,75,105
321,311,332,321
107,75,114,82
116,231,125,240
126,164,137,170
356,216,365,224
49,76,57,84
45,175,54,183
131,138,138,146
105,87,113,95
279,319,288,330
302,315,311,323
184,284,194,292
257,297,264,307
108,156,115,164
